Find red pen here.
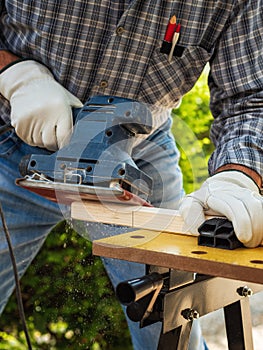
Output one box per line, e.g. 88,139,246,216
164,15,177,43
168,23,181,62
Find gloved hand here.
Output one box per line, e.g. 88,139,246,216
0,60,83,150
179,171,263,247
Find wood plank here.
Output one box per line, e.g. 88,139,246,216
92,229,263,284
71,201,198,236
72,201,263,246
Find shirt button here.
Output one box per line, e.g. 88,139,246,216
100,80,108,88
116,26,125,35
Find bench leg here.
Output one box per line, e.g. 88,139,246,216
157,322,192,350
224,298,254,350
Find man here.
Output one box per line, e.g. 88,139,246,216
0,1,262,349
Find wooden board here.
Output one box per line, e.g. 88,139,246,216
72,201,263,244
71,201,199,235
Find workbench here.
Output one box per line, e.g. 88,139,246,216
71,201,263,350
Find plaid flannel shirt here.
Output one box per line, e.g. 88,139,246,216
0,0,263,176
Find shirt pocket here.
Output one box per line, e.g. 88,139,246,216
138,44,213,109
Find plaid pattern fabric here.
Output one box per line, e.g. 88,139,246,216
0,0,263,176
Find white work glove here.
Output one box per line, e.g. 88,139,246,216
0,60,83,150
179,171,263,248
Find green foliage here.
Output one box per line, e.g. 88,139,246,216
0,222,132,350
0,69,214,349
172,67,214,193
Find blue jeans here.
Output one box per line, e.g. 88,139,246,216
0,118,205,349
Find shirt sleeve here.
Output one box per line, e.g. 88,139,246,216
208,0,263,177
0,1,7,50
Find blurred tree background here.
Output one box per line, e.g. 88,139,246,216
0,68,214,349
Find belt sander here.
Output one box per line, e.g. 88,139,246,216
15,96,154,206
